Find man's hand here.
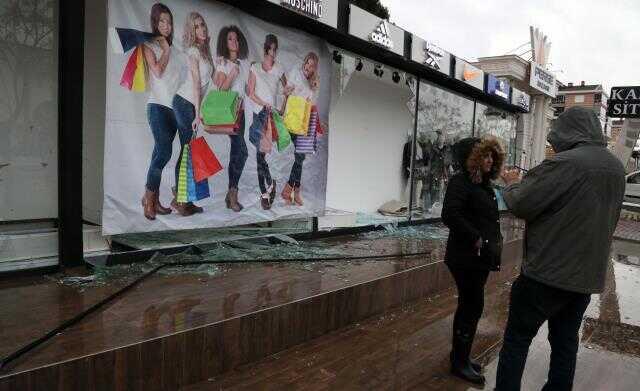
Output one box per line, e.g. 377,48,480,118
501,168,522,186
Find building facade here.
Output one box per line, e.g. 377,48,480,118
474,55,556,169
552,82,610,138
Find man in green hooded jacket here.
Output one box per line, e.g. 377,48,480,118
495,106,625,391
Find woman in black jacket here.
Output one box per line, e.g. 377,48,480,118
441,136,505,385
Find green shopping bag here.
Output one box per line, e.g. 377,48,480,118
176,144,190,203
201,90,239,125
272,111,291,152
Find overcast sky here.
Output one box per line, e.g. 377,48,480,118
380,0,640,93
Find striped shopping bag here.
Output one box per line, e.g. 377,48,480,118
293,106,318,154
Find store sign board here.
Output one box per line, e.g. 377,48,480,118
410,35,451,76
486,74,511,101
348,4,404,56
608,86,640,118
511,88,531,111
267,0,338,28
529,62,556,97
454,58,484,90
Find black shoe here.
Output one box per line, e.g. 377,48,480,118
450,350,482,373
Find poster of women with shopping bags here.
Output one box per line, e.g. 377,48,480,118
103,0,331,234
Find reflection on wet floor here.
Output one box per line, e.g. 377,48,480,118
185,240,640,391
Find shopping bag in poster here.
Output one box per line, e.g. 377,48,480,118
195,178,210,201
109,27,156,54
132,46,147,92
176,145,190,203
272,111,291,152
119,49,138,90
270,114,279,142
201,90,239,125
283,96,311,135
202,108,243,135
186,148,197,202
259,113,273,154
294,107,318,154
190,136,223,182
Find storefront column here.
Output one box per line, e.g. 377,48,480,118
58,0,85,267
408,79,420,221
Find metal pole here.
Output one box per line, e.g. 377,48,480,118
408,78,420,221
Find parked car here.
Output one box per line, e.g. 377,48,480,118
626,170,640,203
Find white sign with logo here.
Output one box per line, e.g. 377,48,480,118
267,0,338,28
410,35,451,76
511,88,531,111
529,62,556,97
348,4,404,56
454,58,484,90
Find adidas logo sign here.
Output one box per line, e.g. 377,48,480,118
369,21,394,49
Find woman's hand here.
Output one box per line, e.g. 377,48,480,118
283,85,295,96
156,36,169,51
191,116,200,132
501,168,522,185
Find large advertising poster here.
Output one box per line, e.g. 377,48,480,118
103,0,331,235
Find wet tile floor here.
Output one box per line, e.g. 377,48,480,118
183,240,640,391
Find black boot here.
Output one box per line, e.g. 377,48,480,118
450,330,485,385
449,350,482,373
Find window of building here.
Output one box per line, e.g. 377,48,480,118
555,106,565,115
594,93,602,103
409,81,474,219
574,95,585,103
552,95,565,104
474,103,518,166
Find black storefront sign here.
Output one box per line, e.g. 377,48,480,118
608,86,640,118
281,0,323,19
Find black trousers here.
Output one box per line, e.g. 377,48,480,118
495,275,591,391
447,264,490,338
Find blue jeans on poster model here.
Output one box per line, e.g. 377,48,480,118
495,275,591,391
288,135,306,187
146,103,177,192
228,114,247,189
172,94,197,188
249,110,272,194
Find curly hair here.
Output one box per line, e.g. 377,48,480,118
466,136,506,182
216,25,248,60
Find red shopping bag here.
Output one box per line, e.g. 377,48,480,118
119,48,138,90
311,105,324,135
190,136,223,182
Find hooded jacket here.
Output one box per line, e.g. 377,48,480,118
503,106,625,293
442,137,505,271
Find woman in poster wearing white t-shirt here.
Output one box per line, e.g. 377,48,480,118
281,52,320,207
140,3,184,221
247,34,292,210
171,12,214,217
212,25,250,213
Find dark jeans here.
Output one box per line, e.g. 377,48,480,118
256,151,272,194
172,95,197,189
228,114,247,189
495,275,591,391
146,104,177,192
289,135,306,187
447,265,490,338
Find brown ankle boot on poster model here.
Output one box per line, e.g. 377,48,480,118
225,188,243,212
185,202,203,214
154,191,171,215
260,193,271,210
293,185,304,206
141,189,157,220
171,187,195,217
281,183,294,205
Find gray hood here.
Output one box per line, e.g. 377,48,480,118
547,106,606,153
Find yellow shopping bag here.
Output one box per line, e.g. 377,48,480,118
283,96,311,135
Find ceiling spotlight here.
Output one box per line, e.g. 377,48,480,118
374,64,384,77
392,72,400,83
356,58,363,71
332,50,342,64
